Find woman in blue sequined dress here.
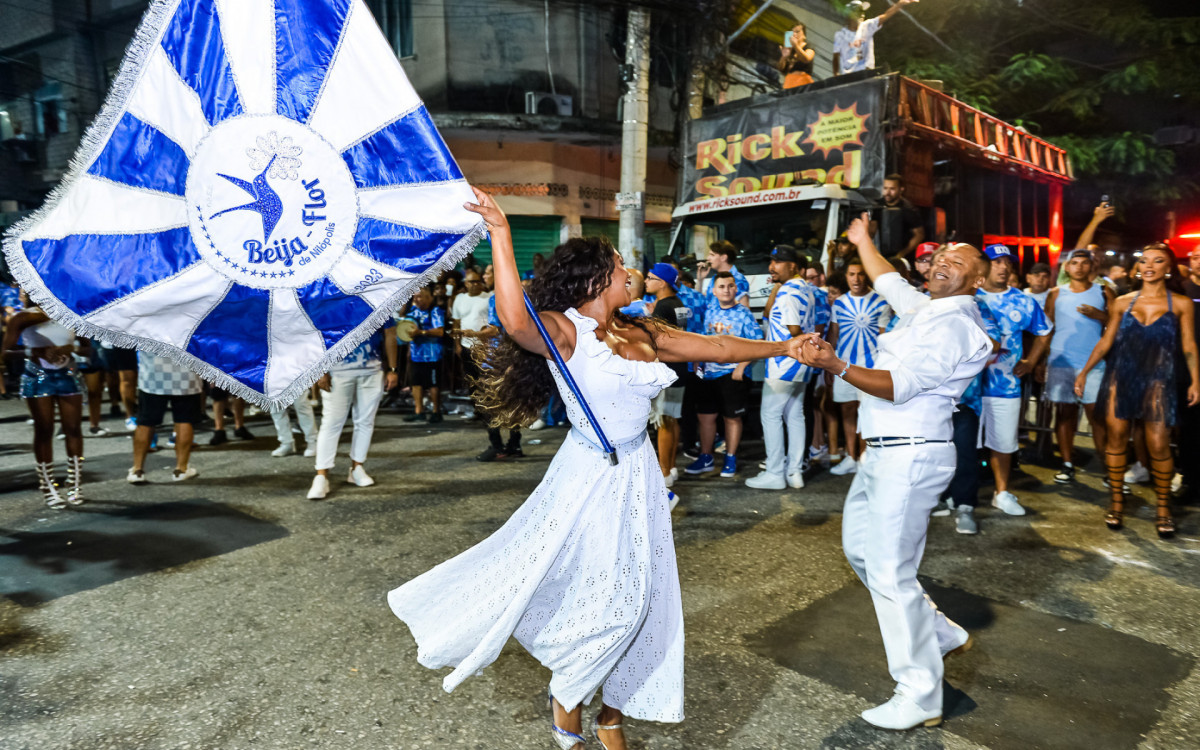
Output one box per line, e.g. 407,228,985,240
1076,243,1199,538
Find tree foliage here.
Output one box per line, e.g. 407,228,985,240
874,0,1200,234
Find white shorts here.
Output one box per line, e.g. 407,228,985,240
650,386,684,427
981,396,1021,454
832,376,862,404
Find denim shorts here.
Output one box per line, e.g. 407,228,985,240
20,360,83,398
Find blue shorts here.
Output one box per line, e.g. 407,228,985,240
1045,364,1104,405
20,360,83,399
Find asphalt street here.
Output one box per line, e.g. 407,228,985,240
2,396,1199,750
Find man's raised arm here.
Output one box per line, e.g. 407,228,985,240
845,212,898,282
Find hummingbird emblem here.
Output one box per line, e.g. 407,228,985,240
209,155,283,242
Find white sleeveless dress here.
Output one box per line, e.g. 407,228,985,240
388,308,685,723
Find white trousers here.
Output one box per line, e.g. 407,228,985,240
271,397,316,445
759,378,807,477
842,443,966,712
314,370,384,471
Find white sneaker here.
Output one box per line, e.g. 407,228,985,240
663,467,678,488
307,475,330,500
955,505,978,535
829,456,858,475
127,468,147,484
271,442,296,457
124,417,138,432
808,444,828,463
744,472,786,490
942,629,974,658
991,490,1027,516
668,491,680,511
1124,461,1149,484
861,692,941,730
347,465,375,487
787,471,805,489
172,467,198,482
303,446,317,458
529,418,547,431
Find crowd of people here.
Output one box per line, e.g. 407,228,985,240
3,199,1198,534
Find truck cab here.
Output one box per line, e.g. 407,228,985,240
669,71,1073,322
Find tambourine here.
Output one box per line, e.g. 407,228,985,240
395,318,419,343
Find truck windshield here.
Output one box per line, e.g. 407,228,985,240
677,202,836,275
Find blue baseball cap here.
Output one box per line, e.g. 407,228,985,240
984,244,1014,262
648,263,678,292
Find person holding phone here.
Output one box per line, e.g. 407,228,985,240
778,23,815,88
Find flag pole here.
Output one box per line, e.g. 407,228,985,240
522,292,619,466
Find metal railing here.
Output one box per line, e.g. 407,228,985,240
897,77,1073,183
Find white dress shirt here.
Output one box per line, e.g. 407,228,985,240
857,273,992,440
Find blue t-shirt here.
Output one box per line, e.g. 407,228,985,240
765,278,815,382
332,330,384,372
0,285,20,309
832,290,891,368
700,303,763,379
487,294,501,329
959,300,1001,415
976,287,1053,398
676,284,707,334
702,265,750,312
408,306,445,363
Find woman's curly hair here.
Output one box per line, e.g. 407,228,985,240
470,236,662,428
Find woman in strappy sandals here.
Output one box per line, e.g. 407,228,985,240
1076,243,1199,538
388,188,806,750
2,289,87,508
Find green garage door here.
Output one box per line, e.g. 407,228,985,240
470,215,563,275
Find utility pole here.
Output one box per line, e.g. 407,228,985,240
617,7,650,269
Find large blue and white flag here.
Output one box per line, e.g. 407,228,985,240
2,0,485,408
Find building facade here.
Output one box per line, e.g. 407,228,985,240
0,0,683,271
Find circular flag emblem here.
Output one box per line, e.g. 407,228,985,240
186,115,357,290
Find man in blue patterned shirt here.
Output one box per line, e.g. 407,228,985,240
405,286,446,424
686,272,763,478
975,244,1052,516
934,298,1002,535
746,246,815,490
828,260,892,476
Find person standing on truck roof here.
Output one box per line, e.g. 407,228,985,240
873,174,926,258
778,23,816,89
832,0,920,77
698,241,751,310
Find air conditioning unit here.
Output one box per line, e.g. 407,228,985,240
525,91,573,117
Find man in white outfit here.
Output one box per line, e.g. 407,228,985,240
798,214,992,731
306,324,398,500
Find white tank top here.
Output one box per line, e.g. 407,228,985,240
20,311,74,370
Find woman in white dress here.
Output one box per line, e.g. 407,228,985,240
388,189,805,749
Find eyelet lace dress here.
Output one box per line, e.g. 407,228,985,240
388,308,685,723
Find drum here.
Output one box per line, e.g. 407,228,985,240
395,318,419,343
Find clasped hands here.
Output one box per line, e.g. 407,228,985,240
786,333,842,372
